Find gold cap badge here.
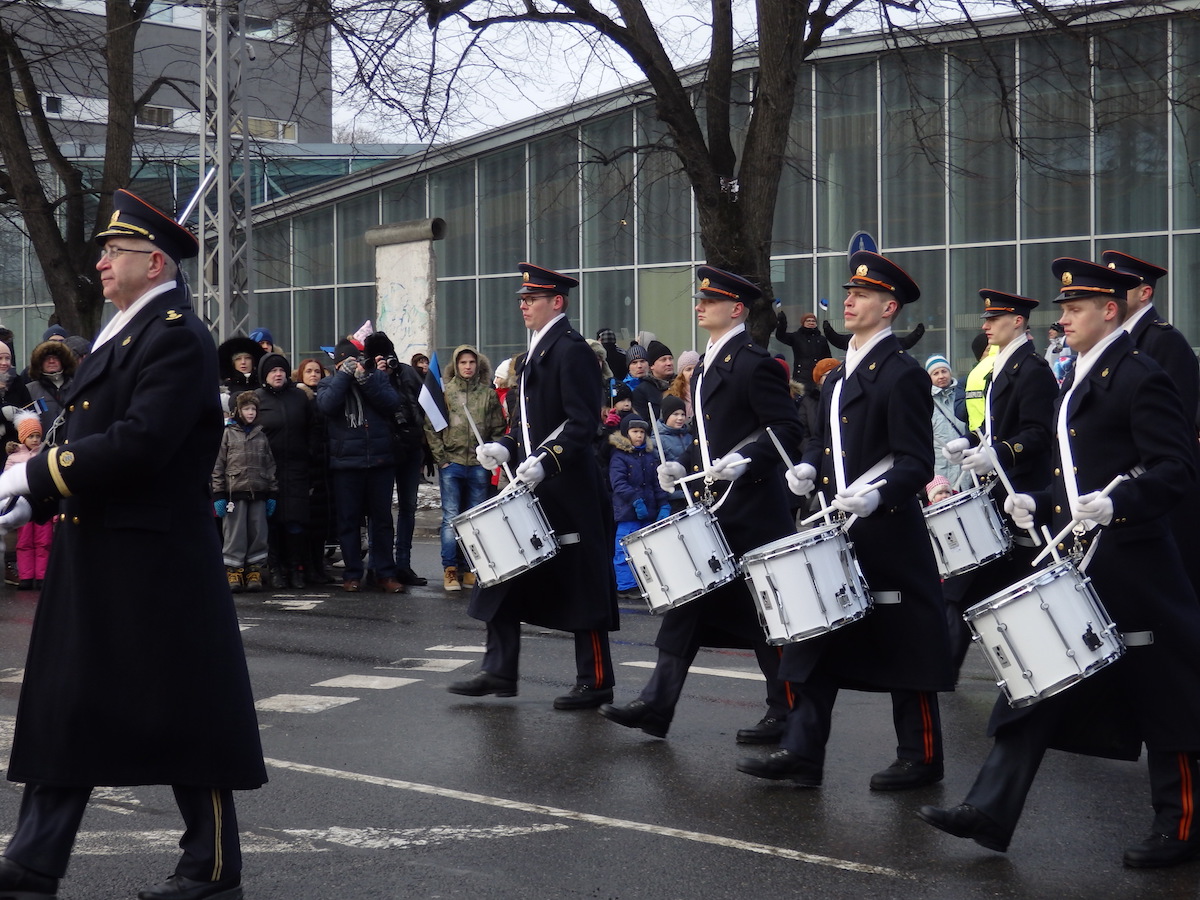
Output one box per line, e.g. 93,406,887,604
856,265,868,277
1061,272,1073,286
700,278,710,289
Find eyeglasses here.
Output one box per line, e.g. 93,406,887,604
99,245,155,260
518,293,553,307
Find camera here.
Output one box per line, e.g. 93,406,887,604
383,355,401,370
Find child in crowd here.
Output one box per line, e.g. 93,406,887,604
926,475,954,506
212,391,278,593
6,411,52,590
608,416,670,598
656,395,692,511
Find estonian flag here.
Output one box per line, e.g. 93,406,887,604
419,350,449,432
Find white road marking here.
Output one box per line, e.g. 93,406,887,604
0,668,23,684
622,661,764,681
265,757,910,879
4,825,569,855
265,599,323,611
425,645,485,653
378,658,472,673
312,675,419,690
255,694,358,713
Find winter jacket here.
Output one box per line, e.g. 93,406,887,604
255,361,315,524
608,433,669,523
426,345,505,467
931,378,966,482
26,341,76,434
315,365,401,470
212,423,278,500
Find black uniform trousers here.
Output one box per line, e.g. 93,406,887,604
965,697,1200,841
5,783,241,880
483,608,615,689
637,639,792,725
780,665,942,768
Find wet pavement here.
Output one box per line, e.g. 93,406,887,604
0,535,1195,899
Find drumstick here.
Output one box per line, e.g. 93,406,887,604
463,398,516,485
841,479,888,533
973,431,1040,546
649,409,668,468
765,426,796,470
677,456,753,485
801,479,886,528
1031,474,1129,567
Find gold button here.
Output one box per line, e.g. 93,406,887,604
822,477,829,484
825,448,830,455
68,404,75,412
1069,429,1077,436
1055,505,1061,513
82,401,89,410
1057,542,1065,551
841,416,848,423
1054,468,1060,476
72,516,80,524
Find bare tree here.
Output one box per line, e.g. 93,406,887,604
0,0,175,337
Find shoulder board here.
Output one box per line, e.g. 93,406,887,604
164,308,185,326
1152,320,1176,330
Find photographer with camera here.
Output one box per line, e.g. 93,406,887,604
315,338,405,593
426,344,506,592
363,332,430,588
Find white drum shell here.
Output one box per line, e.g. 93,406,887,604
620,504,738,614
964,561,1125,708
740,523,873,645
451,484,559,587
924,484,1013,578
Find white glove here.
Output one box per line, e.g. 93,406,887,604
1073,491,1114,527
785,462,816,497
476,442,510,470
942,437,970,465
706,452,748,482
515,455,546,489
0,463,29,500
961,446,995,476
657,461,686,493
1004,493,1037,531
0,497,31,535
832,487,881,518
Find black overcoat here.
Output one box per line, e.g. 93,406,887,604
782,335,954,692
1128,304,1199,424
653,333,802,655
13,286,267,789
468,317,619,633
989,334,1200,758
974,339,1059,494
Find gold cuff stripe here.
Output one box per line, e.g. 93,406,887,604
47,448,72,498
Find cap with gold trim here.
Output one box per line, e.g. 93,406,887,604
516,263,579,296
1051,257,1141,304
93,189,199,261
1100,250,1167,288
843,250,920,305
693,265,762,303
979,289,1038,319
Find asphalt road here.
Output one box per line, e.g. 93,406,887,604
0,535,1195,899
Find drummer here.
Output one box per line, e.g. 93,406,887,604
598,265,803,744
920,257,1200,868
941,290,1058,673
738,250,953,791
448,263,619,710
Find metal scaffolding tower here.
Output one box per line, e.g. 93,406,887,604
198,0,254,341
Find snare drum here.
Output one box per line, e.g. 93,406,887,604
740,523,872,645
924,483,1012,578
964,561,1125,708
452,483,558,587
620,504,738,613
